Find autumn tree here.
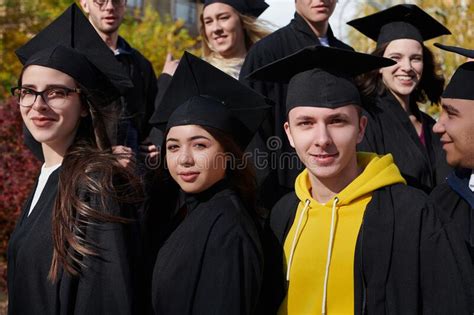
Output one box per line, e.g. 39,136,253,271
120,5,200,74
0,1,200,99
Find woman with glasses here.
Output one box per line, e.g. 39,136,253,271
7,5,143,315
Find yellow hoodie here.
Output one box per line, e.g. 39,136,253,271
279,153,406,315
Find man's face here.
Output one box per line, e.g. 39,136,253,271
284,105,367,181
295,0,337,25
80,0,126,37
433,98,474,169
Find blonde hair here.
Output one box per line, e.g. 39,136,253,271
200,10,272,58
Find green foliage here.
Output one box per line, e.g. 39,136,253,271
0,2,200,100
120,5,200,75
0,0,71,99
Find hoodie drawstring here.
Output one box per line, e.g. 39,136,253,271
286,199,311,281
322,197,339,315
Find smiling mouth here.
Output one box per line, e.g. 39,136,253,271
396,75,416,82
311,5,329,10
31,117,55,127
309,153,339,165
178,172,200,182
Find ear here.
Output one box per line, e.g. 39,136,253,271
80,105,89,118
80,0,90,14
356,115,368,144
284,121,295,148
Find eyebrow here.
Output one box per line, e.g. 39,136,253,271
442,104,460,114
166,135,211,143
21,84,72,90
326,113,350,120
294,115,315,121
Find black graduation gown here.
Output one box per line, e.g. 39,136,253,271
359,92,451,192
423,169,474,314
239,13,354,208
151,181,263,315
113,37,157,150
264,183,456,314
7,168,139,315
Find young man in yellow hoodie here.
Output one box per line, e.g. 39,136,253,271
247,46,455,314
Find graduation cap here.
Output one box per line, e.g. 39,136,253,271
15,3,133,107
202,0,269,17
434,43,474,101
347,4,451,47
246,45,396,114
149,51,271,149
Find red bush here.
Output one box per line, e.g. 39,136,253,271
0,97,41,292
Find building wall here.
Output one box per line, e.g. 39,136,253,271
131,0,200,35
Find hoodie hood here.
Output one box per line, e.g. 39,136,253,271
282,152,405,314
295,152,406,206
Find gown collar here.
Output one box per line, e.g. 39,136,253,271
184,179,230,214
447,168,474,209
291,12,336,43
380,91,429,153
447,168,474,247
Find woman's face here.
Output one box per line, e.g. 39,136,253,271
18,65,86,151
202,2,246,58
380,39,424,101
166,125,227,194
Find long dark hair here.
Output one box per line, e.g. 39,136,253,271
357,42,445,105
200,126,257,212
42,86,143,282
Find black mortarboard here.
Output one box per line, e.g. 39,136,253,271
347,4,451,47
203,0,269,17
246,45,395,114
15,3,133,107
149,51,271,149
434,43,474,101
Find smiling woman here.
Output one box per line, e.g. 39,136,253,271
7,5,144,315
166,125,227,194
200,0,271,78
149,52,270,314
349,4,452,192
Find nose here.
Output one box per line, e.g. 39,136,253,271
104,0,115,10
177,148,194,166
210,20,223,33
30,94,49,112
313,124,332,148
399,57,412,72
432,115,446,135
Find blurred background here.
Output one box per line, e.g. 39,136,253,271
0,0,472,313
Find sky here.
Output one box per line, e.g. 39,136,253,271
259,0,359,42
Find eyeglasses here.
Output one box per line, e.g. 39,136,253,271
92,0,127,9
11,86,82,109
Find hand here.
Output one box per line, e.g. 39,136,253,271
139,138,161,170
140,143,160,160
162,53,179,76
112,145,135,170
